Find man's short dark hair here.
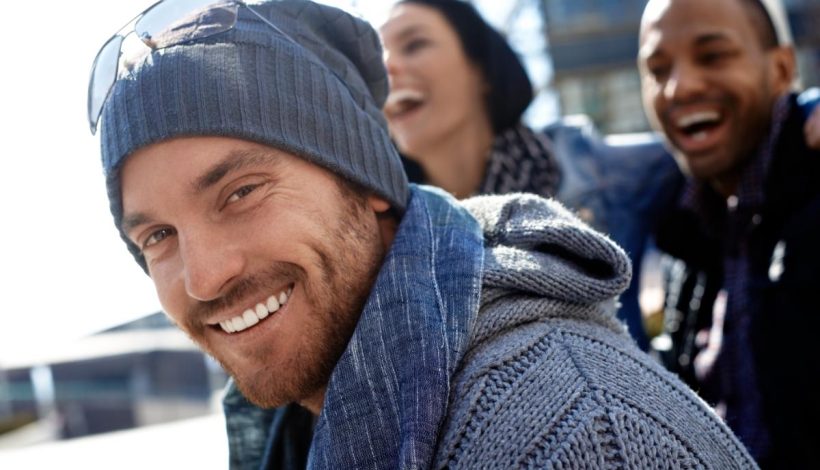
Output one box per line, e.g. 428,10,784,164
741,0,780,50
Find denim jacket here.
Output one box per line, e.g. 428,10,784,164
547,86,820,350
547,115,681,350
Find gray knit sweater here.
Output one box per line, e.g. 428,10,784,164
434,194,756,469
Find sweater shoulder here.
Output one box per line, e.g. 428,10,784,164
434,318,756,469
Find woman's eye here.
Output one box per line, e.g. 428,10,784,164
144,227,176,249
226,184,261,204
404,38,429,55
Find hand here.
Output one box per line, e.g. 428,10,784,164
806,104,820,150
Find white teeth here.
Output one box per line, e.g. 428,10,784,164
242,309,259,328
231,316,247,332
385,88,424,108
266,296,280,313
255,303,269,320
220,320,236,333
676,110,720,128
693,131,709,142
217,286,292,334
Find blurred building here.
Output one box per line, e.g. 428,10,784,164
0,313,227,447
542,0,820,134
785,0,820,89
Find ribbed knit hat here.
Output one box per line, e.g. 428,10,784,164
98,0,409,269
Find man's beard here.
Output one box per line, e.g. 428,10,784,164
180,187,386,409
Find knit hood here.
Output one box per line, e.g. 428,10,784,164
461,193,632,344
436,194,755,469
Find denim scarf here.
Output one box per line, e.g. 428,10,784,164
308,185,484,468
224,185,484,469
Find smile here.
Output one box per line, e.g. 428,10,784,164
675,110,722,140
384,88,426,120
667,106,728,154
217,285,293,334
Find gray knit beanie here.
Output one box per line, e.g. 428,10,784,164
98,0,409,270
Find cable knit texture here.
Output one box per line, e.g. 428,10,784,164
222,189,756,469
434,194,757,469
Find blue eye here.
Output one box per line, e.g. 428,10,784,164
144,227,176,248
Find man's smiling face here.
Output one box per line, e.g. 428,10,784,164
638,0,794,192
120,136,391,411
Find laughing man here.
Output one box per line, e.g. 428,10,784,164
639,0,820,466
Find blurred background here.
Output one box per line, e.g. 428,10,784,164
1,0,818,466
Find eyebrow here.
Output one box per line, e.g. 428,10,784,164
121,147,283,236
392,24,427,43
193,148,282,194
121,212,152,236
694,32,733,46
641,31,734,62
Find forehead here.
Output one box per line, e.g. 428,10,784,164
380,3,451,43
123,137,283,180
120,137,321,206
640,0,757,54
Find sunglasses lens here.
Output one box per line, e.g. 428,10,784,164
136,0,239,49
88,0,243,135
88,35,124,135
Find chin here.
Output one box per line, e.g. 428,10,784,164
231,368,297,409
391,134,420,157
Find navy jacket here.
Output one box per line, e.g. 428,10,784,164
655,94,820,468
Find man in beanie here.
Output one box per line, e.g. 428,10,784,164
639,0,820,466
90,1,755,468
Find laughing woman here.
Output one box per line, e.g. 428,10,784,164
379,0,673,350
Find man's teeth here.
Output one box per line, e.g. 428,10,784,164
676,110,720,128
692,131,709,142
219,287,291,334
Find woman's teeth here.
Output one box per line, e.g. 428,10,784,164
385,89,425,118
219,287,292,334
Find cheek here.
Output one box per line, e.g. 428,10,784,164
435,70,485,119
641,85,664,126
149,265,186,320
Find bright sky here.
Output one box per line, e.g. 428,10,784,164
0,0,163,364
0,0,396,366
0,0,541,366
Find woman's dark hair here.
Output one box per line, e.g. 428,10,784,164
397,0,533,133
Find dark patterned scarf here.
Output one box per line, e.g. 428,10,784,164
480,123,562,198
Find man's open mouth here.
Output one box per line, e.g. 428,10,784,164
216,284,293,334
676,110,723,141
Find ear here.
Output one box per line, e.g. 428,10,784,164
768,45,798,94
367,195,392,214
368,195,398,250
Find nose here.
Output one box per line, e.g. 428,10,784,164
664,61,707,103
383,48,403,82
178,228,245,302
